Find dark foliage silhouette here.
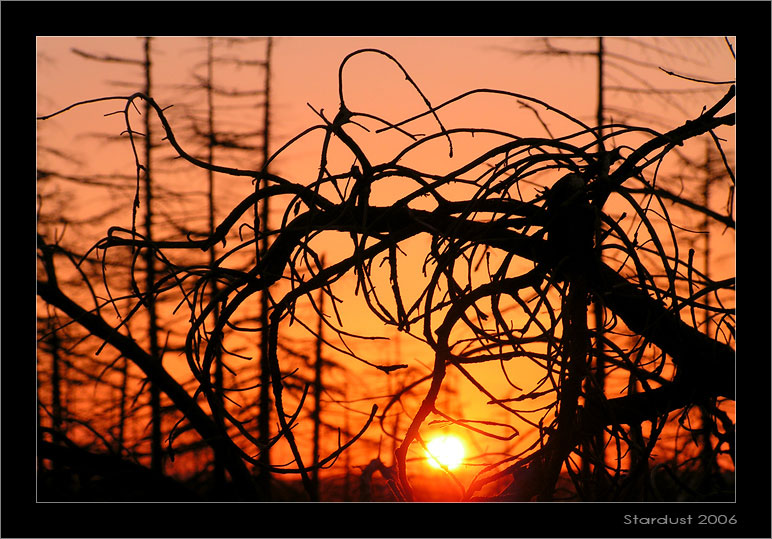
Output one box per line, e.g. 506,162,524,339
37,48,735,501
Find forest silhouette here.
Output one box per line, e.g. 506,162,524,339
36,39,735,505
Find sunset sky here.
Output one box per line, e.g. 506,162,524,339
35,35,736,502
36,36,736,279
37,36,736,169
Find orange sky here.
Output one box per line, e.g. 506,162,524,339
36,36,736,496
37,36,735,164
36,36,736,233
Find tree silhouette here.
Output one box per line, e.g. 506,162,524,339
184,36,278,497
173,35,275,497
37,47,735,502
498,36,735,500
37,37,174,492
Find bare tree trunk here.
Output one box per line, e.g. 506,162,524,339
203,36,227,496
256,36,274,499
390,333,401,467
697,142,718,495
343,393,351,501
581,35,609,500
141,36,163,475
36,279,259,499
117,357,128,455
46,325,64,486
50,329,63,433
311,272,325,499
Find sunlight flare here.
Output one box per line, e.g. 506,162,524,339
425,435,465,470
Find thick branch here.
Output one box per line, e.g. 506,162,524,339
253,204,735,405
241,203,735,403
592,85,735,209
588,263,734,400
36,280,259,499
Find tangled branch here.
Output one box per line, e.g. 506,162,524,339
37,49,735,501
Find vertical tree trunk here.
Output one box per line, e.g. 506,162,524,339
390,333,401,467
539,278,590,501
117,357,128,455
596,37,604,135
580,35,609,500
697,142,718,494
141,36,163,475
343,394,351,501
204,36,227,496
47,325,64,485
50,329,63,434
256,36,274,499
591,36,610,498
311,273,325,499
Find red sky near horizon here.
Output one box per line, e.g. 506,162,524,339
36,36,736,496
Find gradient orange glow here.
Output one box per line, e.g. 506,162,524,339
37,36,735,501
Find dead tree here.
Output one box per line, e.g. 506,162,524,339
175,35,276,497
37,48,735,502
500,36,735,499
37,37,172,480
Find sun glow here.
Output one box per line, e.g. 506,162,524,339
425,435,465,470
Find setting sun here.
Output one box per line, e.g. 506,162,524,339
425,435,465,470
